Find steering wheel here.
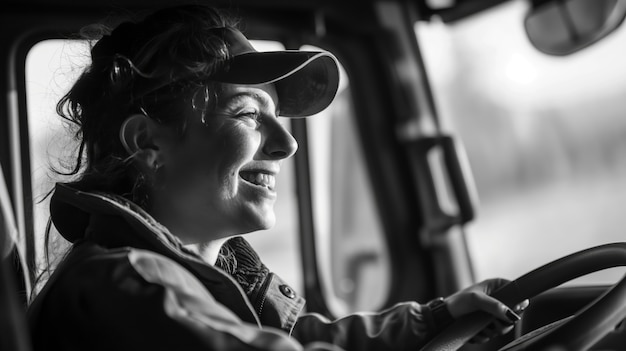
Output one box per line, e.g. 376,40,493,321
420,243,626,351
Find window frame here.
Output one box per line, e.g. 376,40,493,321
3,10,118,290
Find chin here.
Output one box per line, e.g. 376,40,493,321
237,210,276,234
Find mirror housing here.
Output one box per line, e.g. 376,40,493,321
525,0,626,55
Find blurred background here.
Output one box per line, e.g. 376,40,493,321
417,0,626,285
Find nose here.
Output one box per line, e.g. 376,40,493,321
262,120,298,159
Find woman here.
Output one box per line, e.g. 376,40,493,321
28,4,524,351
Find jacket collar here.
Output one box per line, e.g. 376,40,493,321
51,183,185,250
49,182,261,324
49,183,306,332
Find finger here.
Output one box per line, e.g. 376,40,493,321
514,299,530,314
472,294,521,324
479,324,501,339
469,326,505,344
469,333,491,344
469,322,498,344
490,319,515,335
470,320,515,344
484,320,514,337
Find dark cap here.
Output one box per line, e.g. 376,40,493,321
211,28,340,117
128,27,340,117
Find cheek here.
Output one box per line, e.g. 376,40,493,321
166,125,261,191
213,124,262,167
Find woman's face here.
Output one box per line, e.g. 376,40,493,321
150,83,298,244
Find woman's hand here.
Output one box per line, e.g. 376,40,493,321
445,278,529,343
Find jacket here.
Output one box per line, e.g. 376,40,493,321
27,183,437,350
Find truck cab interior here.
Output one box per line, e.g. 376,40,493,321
2,0,626,350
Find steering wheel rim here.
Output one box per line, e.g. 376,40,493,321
420,242,626,351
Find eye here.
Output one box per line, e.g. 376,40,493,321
237,109,261,128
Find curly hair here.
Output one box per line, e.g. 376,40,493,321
57,4,239,201
35,4,240,295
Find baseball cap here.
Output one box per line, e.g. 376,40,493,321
125,27,340,117
210,27,340,117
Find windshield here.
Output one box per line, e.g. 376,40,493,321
416,0,626,286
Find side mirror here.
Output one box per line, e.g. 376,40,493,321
525,0,626,55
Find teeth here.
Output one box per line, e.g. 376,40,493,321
240,171,275,189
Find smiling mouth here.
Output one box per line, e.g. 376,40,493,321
239,171,276,190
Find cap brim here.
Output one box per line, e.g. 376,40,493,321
212,51,340,117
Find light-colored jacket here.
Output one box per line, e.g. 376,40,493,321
28,183,436,351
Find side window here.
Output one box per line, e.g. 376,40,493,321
26,40,88,275
416,1,626,285
303,46,391,314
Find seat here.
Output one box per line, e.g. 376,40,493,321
0,163,32,351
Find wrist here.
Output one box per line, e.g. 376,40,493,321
424,297,455,333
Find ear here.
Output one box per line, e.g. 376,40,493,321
119,114,161,169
